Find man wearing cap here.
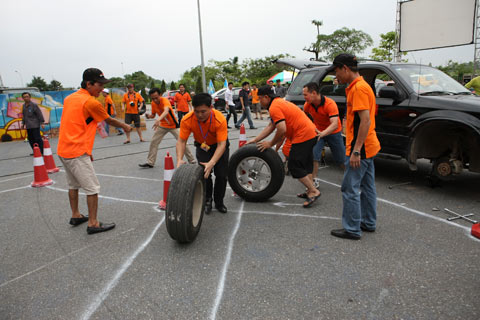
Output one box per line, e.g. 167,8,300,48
247,85,321,208
21,92,45,155
138,88,195,168
176,93,229,214
57,68,132,234
326,54,381,240
122,83,145,144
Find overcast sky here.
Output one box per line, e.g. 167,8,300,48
0,0,475,88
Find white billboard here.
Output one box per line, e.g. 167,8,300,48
400,0,476,52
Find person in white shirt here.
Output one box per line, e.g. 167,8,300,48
225,82,237,128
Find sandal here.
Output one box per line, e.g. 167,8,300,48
303,193,321,208
123,140,130,144
297,192,308,199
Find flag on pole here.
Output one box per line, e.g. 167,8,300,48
208,80,215,94
224,79,228,88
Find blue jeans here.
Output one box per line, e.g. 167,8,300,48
235,106,254,128
341,156,377,236
313,132,345,164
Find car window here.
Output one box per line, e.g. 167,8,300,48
169,92,177,97
233,88,241,95
288,70,317,95
373,73,396,97
319,72,347,97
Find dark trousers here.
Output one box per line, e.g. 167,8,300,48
195,141,229,205
178,111,188,124
27,128,43,154
226,105,237,126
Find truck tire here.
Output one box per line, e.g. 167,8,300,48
228,145,285,202
165,164,206,243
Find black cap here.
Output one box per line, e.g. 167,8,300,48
257,85,276,96
326,53,358,72
82,68,111,84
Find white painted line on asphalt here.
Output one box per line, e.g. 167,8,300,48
0,174,33,184
0,228,135,289
240,210,341,220
46,186,158,205
58,169,163,182
81,216,165,320
315,178,480,241
210,201,244,320
0,185,31,194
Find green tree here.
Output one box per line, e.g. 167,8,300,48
105,77,125,88
303,19,323,61
316,27,373,61
160,80,166,93
370,31,407,62
48,80,63,91
437,60,474,82
27,76,49,91
170,81,177,90
194,77,202,94
242,54,294,85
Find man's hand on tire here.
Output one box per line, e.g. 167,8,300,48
257,140,272,152
177,159,186,168
200,161,214,178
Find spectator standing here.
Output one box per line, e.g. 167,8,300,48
139,88,195,168
302,82,345,186
174,84,192,123
327,54,381,240
21,92,45,155
251,84,263,120
102,88,123,136
267,80,275,93
225,82,237,128
247,86,320,208
465,75,480,95
275,79,286,98
57,68,132,234
235,81,256,129
122,83,145,143
176,93,229,214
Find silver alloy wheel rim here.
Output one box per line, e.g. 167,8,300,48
235,156,272,192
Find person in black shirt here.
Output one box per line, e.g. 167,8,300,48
235,81,256,129
21,92,45,155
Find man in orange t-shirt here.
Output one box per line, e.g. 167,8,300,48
327,53,381,240
57,68,132,234
174,84,192,124
138,88,195,168
176,93,229,214
247,85,321,208
101,88,123,136
303,82,346,183
251,84,263,120
122,83,145,144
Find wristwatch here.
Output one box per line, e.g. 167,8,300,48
353,150,360,157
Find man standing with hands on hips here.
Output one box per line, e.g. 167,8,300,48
327,54,381,240
176,93,229,214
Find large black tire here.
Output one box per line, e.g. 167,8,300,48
165,164,206,243
228,145,285,202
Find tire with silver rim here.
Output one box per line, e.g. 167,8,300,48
165,164,205,243
228,145,285,202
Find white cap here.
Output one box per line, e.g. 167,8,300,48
102,88,110,93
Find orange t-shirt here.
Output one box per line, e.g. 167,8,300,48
251,89,259,104
179,109,228,146
57,89,109,158
268,98,317,144
151,97,178,129
282,138,292,157
345,76,381,158
122,92,144,114
174,92,192,112
303,96,342,134
104,95,114,115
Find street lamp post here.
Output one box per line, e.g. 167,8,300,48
196,0,207,92
15,70,24,87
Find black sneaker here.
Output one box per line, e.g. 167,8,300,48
87,222,116,234
205,200,212,214
139,163,153,168
330,228,361,240
215,204,227,214
227,125,232,129
250,126,257,129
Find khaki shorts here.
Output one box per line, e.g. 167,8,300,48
60,154,100,195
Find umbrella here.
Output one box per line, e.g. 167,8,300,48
267,70,298,84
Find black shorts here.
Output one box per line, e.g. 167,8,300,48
288,137,317,179
125,113,140,128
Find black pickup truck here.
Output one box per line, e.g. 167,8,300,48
278,59,480,178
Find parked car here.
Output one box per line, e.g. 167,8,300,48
212,87,242,111
162,90,179,106
278,58,480,179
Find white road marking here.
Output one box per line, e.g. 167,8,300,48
273,201,303,208
239,210,341,220
210,201,244,320
46,186,158,205
0,185,31,194
0,174,33,184
58,169,163,182
81,216,165,320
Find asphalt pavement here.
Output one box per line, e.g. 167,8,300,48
0,116,479,320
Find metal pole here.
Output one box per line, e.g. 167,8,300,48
15,70,24,87
197,0,207,92
393,0,402,62
473,0,480,77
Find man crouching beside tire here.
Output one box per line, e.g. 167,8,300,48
246,86,321,208
176,93,229,214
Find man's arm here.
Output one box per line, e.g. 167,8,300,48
240,94,245,110
104,116,132,132
246,121,275,145
256,121,286,152
318,116,339,139
153,108,170,130
350,109,370,169
176,138,187,167
200,140,226,178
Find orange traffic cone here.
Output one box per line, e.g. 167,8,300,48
31,143,53,187
158,152,175,210
239,123,246,148
42,136,59,173
472,223,480,239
